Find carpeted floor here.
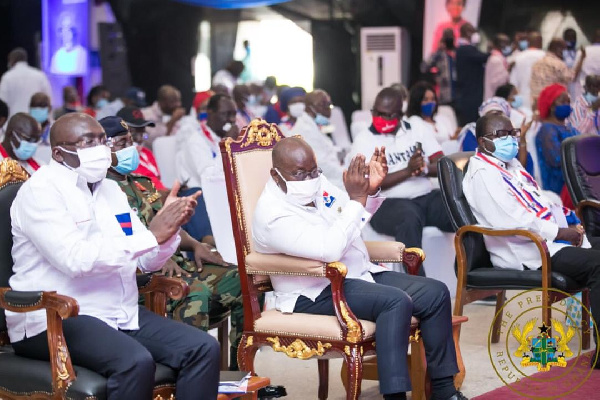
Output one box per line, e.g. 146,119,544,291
473,351,600,399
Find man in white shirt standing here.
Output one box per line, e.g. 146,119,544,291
290,89,345,189
0,48,52,117
348,87,453,276
510,32,546,110
463,113,600,367
252,137,464,400
8,113,220,399
484,34,511,101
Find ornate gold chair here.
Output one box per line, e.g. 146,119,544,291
0,160,188,400
220,119,430,400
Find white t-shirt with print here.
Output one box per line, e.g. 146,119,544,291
347,120,443,199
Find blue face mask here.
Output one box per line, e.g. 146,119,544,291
197,111,208,121
502,46,513,56
486,136,518,163
511,95,523,109
554,104,573,120
518,40,528,51
584,92,599,105
30,107,49,123
314,113,330,126
11,132,38,161
421,102,436,117
113,145,140,175
96,98,109,109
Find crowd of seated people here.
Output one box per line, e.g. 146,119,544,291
0,22,599,397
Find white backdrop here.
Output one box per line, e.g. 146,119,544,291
422,0,482,60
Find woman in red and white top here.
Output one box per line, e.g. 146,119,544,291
0,113,45,175
116,106,166,191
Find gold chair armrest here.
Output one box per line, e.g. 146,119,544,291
0,288,79,398
245,252,326,277
455,225,551,289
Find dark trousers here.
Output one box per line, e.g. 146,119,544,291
179,187,213,242
294,272,458,394
551,237,600,345
12,306,220,400
370,190,454,275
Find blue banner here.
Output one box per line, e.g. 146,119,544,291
174,0,291,9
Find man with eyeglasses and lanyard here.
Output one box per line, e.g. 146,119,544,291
347,87,454,276
463,112,600,368
7,113,220,399
0,112,44,174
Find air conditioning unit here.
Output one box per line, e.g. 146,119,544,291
360,27,411,110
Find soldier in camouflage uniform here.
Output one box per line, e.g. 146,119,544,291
99,116,243,370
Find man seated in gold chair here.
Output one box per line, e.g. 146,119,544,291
251,137,466,400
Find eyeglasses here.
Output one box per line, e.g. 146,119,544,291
372,109,401,120
56,133,107,149
281,167,323,181
13,130,41,144
484,128,521,140
106,134,134,148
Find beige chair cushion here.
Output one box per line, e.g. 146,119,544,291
254,309,376,341
245,252,326,276
364,241,406,263
254,310,419,341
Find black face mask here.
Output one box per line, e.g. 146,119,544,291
444,38,455,50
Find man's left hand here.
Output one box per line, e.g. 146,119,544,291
368,146,388,195
193,242,228,272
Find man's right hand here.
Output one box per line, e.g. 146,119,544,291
343,154,370,207
149,199,196,244
407,150,425,176
556,227,584,247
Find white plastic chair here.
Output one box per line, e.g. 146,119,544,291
330,106,352,151
152,136,178,188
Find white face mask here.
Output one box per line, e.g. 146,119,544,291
288,102,305,118
161,114,172,124
222,122,233,133
275,169,321,206
471,32,481,45
59,145,112,183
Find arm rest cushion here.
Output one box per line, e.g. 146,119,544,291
3,290,44,308
245,252,326,276
364,241,406,262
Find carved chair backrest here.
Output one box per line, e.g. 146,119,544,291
0,160,29,338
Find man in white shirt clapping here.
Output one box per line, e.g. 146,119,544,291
463,113,600,368
252,137,465,400
8,113,220,399
348,87,454,276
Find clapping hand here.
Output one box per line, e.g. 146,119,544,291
368,147,388,195
343,154,370,206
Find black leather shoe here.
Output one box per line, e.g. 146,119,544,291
444,391,468,400
258,385,287,399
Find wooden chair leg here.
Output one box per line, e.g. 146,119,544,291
409,339,427,400
582,289,591,350
343,346,364,400
452,322,466,390
318,359,329,400
491,290,506,343
218,319,229,370
238,334,258,374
